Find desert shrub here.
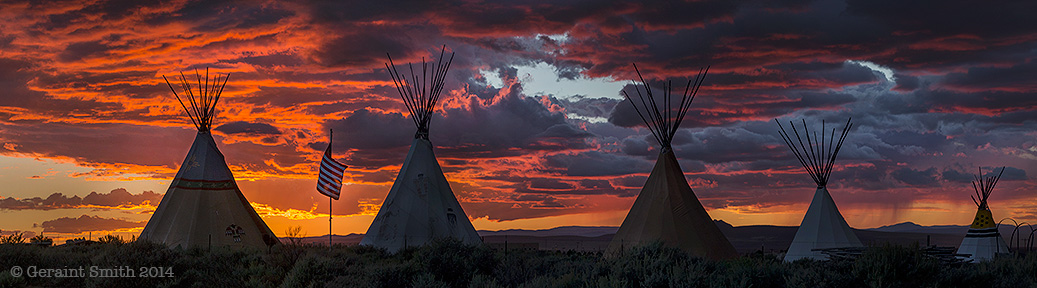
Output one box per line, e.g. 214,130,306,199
282,249,367,288
710,253,786,288
494,249,600,287
851,243,941,288
409,239,498,287
411,272,451,288
0,232,26,244
30,234,52,245
974,253,1037,288
607,242,712,288
0,271,28,288
0,241,1034,287
97,235,124,245
783,258,855,288
467,274,503,288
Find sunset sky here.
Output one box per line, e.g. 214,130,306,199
0,0,1034,241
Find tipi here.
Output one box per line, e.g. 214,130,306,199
140,70,279,249
360,48,481,252
957,167,1010,261
776,118,862,261
606,64,737,259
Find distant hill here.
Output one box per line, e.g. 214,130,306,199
865,221,1020,238
865,222,967,234
287,221,1027,253
476,226,618,238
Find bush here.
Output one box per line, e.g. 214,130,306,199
0,241,1034,287
0,232,26,244
852,243,941,288
30,234,53,245
98,235,124,245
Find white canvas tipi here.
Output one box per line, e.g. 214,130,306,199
606,64,737,259
360,48,481,252
957,167,1010,261
777,118,862,261
140,70,279,249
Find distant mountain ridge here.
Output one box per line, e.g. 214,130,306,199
866,222,967,234
477,226,618,238
865,221,1019,237
288,221,1025,252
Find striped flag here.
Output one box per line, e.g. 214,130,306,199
317,142,347,200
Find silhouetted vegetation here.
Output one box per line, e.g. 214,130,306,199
0,240,1034,287
0,231,26,244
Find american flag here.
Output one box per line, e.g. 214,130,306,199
317,142,347,200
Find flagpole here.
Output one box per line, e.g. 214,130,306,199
329,129,333,248
329,195,333,248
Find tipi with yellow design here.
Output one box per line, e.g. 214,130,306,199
956,167,1010,261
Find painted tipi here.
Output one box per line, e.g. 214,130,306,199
606,64,737,259
139,70,279,249
957,167,1010,261
776,118,862,261
360,48,481,252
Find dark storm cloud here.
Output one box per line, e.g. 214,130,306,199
309,28,416,68
326,65,591,168
215,121,282,136
191,3,294,31
226,52,306,68
508,176,632,196
943,166,1029,183
1,0,1035,225
607,63,871,130
707,62,878,90
892,167,940,187
892,73,920,92
0,58,121,116
552,95,620,119
542,150,652,177
59,40,119,62
620,137,653,156
0,122,192,170
941,169,974,184
291,0,434,23
527,178,574,190
878,88,1037,116
940,61,1037,92
324,109,413,151
676,126,788,164
877,131,946,150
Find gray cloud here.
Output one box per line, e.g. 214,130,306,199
38,215,145,234
0,189,162,211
